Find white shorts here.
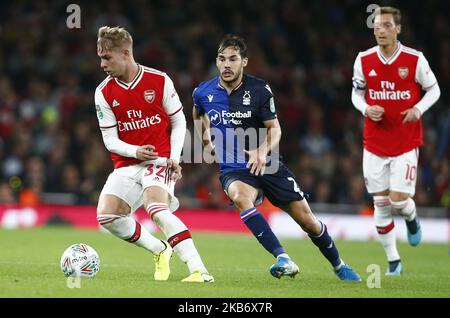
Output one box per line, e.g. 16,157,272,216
363,148,419,196
100,158,179,213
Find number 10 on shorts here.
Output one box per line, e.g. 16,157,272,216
405,163,416,181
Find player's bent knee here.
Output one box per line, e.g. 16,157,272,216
389,192,410,210
96,205,128,217
389,192,409,203
97,194,131,217
143,186,169,204
96,202,129,226
389,198,409,211
231,194,253,211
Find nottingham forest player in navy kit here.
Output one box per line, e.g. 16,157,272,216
192,34,361,281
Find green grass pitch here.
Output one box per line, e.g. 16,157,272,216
0,227,448,298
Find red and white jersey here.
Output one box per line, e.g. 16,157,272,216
95,65,183,168
352,42,437,156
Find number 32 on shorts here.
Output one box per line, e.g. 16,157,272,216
144,163,169,184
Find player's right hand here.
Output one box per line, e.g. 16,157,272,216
136,144,159,160
365,105,385,122
244,149,267,176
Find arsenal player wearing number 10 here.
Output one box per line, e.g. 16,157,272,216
352,7,440,276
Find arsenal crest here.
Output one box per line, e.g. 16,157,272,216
398,67,409,79
144,90,156,103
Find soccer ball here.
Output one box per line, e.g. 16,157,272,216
60,243,100,278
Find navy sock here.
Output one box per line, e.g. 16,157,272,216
240,207,285,257
308,221,341,268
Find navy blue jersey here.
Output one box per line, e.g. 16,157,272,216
193,75,278,173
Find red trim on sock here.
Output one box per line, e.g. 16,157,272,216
376,221,395,234
146,204,167,211
147,205,169,219
149,207,168,219
127,221,142,243
168,230,191,248
98,218,116,225
374,200,390,207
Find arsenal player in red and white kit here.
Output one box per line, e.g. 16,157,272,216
352,7,440,275
95,26,213,282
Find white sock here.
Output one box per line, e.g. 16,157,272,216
97,214,165,253
390,197,416,222
147,203,208,274
373,196,400,262
277,253,291,260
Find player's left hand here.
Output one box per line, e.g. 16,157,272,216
167,159,182,182
401,107,421,123
244,149,267,176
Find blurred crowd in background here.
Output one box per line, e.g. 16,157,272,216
0,0,449,211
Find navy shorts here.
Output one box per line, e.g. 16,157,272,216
219,163,305,207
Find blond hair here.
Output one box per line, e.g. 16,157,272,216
374,6,402,25
97,26,133,52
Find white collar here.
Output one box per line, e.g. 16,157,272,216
114,64,143,90
376,41,402,65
